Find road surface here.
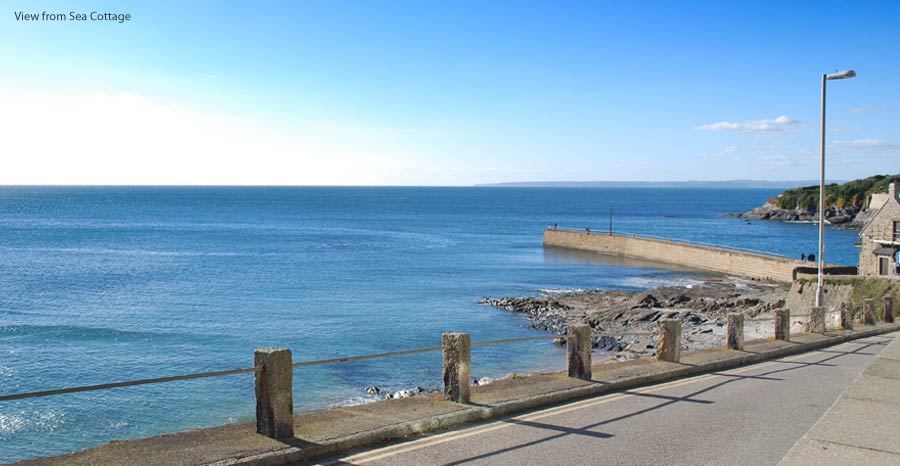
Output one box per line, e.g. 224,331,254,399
301,334,893,466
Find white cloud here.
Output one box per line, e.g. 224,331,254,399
706,145,739,157
0,90,410,185
695,115,798,133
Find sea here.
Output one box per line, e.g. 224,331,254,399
0,186,861,463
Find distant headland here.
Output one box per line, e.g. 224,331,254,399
475,180,837,189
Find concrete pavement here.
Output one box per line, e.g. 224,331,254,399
779,332,900,466
303,335,894,466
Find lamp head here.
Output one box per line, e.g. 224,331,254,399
826,70,856,80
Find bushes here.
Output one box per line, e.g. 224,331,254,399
773,174,900,212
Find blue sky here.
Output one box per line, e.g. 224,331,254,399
2,0,898,185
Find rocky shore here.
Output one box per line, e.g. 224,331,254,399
725,202,872,229
480,278,789,360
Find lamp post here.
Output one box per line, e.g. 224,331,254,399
816,69,856,308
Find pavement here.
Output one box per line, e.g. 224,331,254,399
299,334,895,466
11,323,899,466
779,330,900,466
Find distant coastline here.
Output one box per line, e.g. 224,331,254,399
475,180,844,189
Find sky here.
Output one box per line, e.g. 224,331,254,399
1,0,898,186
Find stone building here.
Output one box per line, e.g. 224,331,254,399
858,183,900,276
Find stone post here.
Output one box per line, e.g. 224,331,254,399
567,324,592,380
254,348,294,439
884,296,895,324
656,319,681,363
864,299,876,326
775,309,790,341
727,313,744,350
442,332,471,403
840,301,854,330
807,306,825,334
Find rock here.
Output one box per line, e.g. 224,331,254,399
636,294,660,308
591,336,622,351
475,377,493,386
478,278,789,359
667,294,691,306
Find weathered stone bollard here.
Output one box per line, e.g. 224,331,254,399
567,324,592,380
884,296,895,324
775,309,790,341
807,306,825,334
864,299,876,326
254,347,294,439
840,301,854,331
656,319,681,363
442,332,471,403
727,313,744,350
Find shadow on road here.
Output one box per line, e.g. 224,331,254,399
441,336,890,466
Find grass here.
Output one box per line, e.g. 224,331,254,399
796,277,900,320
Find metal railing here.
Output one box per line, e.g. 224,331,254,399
0,334,565,403
0,366,260,402
2,295,894,440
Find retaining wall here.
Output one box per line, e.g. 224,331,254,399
544,229,808,283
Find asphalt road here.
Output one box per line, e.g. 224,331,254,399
302,334,893,466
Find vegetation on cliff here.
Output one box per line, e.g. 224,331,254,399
772,174,900,211
732,174,900,227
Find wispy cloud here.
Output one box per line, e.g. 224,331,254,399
707,145,739,157
695,115,798,133
830,139,900,154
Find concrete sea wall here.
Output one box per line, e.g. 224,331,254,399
544,229,809,283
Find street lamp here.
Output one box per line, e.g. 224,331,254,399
816,69,856,308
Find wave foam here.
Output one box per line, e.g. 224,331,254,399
0,409,66,436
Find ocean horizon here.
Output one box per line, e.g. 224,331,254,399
0,186,861,463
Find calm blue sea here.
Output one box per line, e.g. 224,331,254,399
0,187,860,463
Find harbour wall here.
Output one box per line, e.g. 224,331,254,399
544,229,825,283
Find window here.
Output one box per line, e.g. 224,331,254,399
894,221,900,242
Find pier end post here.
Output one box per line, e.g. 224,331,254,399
656,319,681,363
254,347,294,439
443,332,471,403
775,309,790,341
808,306,826,334
864,299,876,326
567,325,593,380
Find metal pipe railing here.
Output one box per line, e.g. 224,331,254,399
0,366,260,402
4,295,894,440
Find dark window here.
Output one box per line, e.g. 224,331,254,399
894,221,900,241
